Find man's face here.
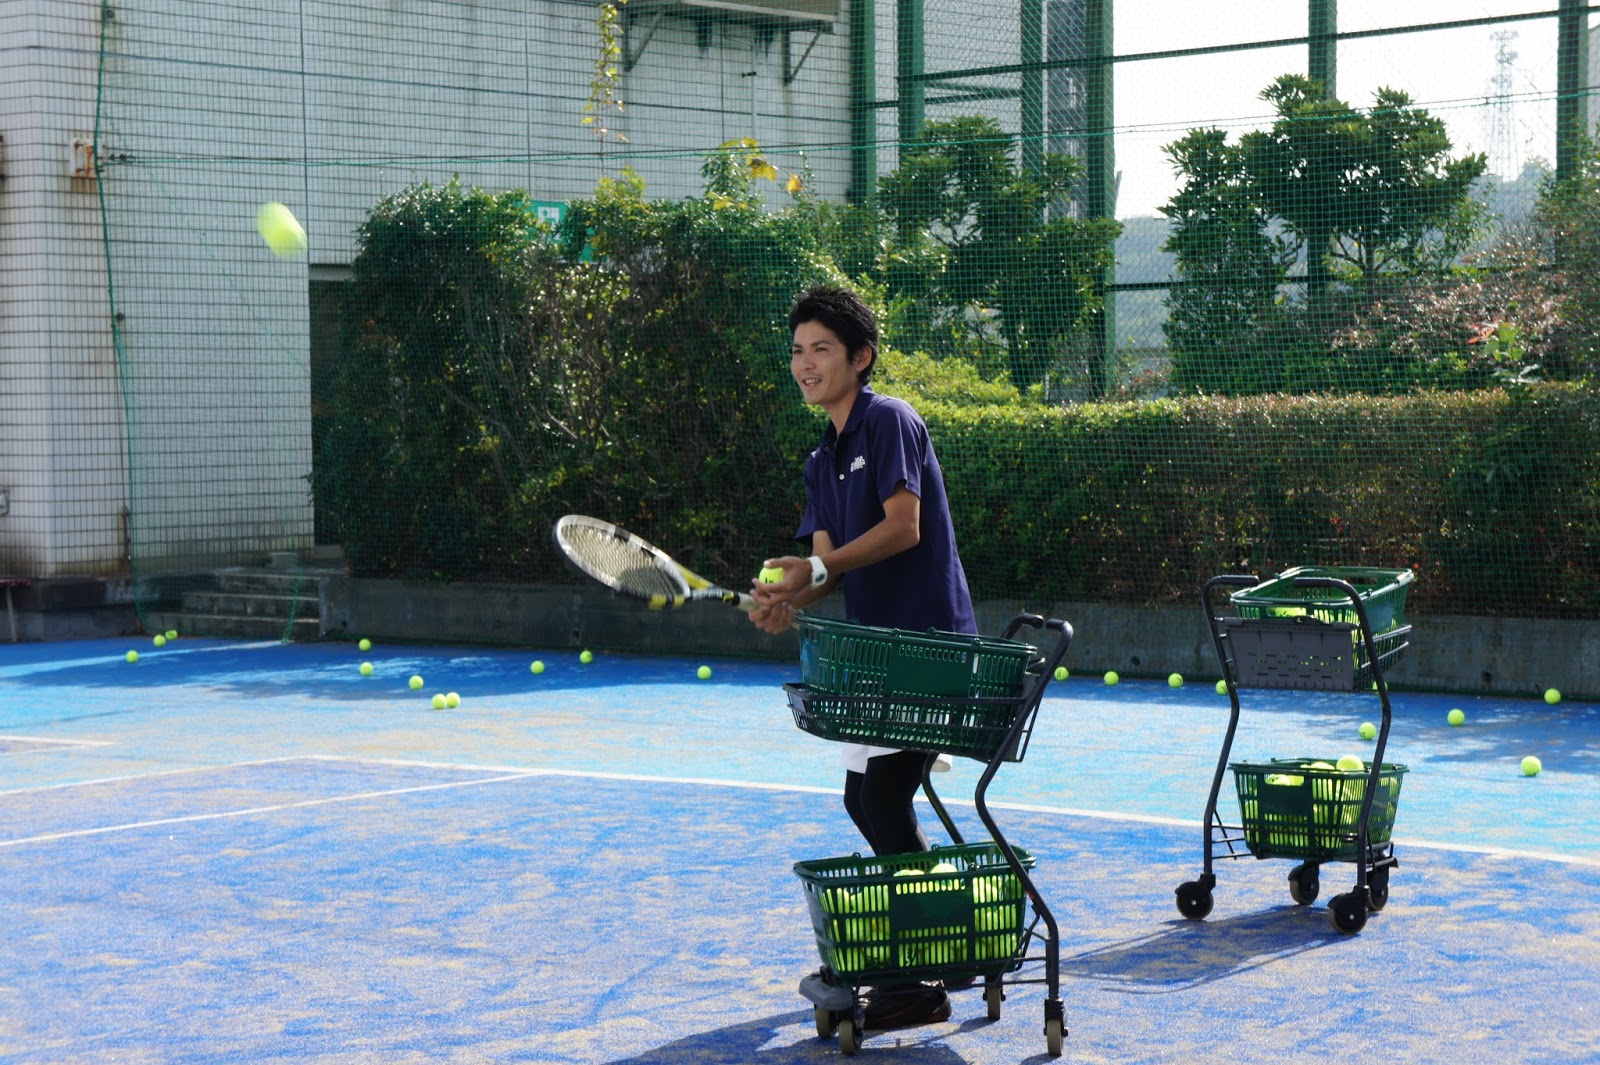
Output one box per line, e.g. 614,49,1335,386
791,319,865,409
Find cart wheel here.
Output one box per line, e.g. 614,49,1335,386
1330,892,1368,934
1366,864,1391,912
985,982,1004,1021
1045,1016,1065,1057
838,1017,861,1056
1175,880,1214,920
814,1006,838,1039
1287,862,1320,906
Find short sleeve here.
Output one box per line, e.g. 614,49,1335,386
870,400,925,503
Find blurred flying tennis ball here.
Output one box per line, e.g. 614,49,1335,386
152,634,166,647
255,201,306,257
431,693,448,710
697,665,712,680
358,638,372,652
165,629,178,640
359,662,373,676
1215,679,1228,695
446,692,460,708
1521,755,1542,777
757,566,785,584
408,674,424,690
1544,688,1562,705
1053,666,1068,681
125,650,139,663
579,649,593,664
1168,673,1183,688
1448,708,1465,726
1103,670,1119,686
1336,754,1365,772
530,660,545,674
1359,721,1376,741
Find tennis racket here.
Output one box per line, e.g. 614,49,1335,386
553,514,756,612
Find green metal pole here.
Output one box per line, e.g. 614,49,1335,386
1556,0,1589,182
849,0,878,203
1020,0,1043,177
1309,0,1337,98
1085,0,1115,398
897,0,925,147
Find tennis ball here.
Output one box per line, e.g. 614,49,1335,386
1544,688,1562,705
530,660,545,674
255,201,307,257
696,665,712,680
1521,755,1542,777
358,638,372,652
1053,666,1068,681
1104,670,1119,686
359,662,373,676
579,650,593,664
153,634,166,647
165,629,178,640
1359,721,1376,741
1336,754,1365,772
757,566,785,585
445,691,460,708
1168,672,1183,688
1215,679,1228,695
1448,708,1465,727
408,675,424,690
929,861,958,875
431,693,448,710
125,650,139,663
1306,761,1336,771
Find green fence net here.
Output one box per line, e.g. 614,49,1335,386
84,1,1599,639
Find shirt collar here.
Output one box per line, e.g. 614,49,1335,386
822,386,874,447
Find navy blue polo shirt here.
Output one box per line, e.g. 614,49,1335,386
796,388,976,635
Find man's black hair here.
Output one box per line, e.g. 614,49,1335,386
789,285,878,384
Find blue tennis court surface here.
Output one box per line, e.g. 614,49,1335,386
2,637,1597,1062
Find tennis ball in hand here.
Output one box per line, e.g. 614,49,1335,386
408,675,424,690
1448,708,1465,727
1521,755,1542,776
1053,666,1068,681
359,662,373,676
696,665,711,680
445,692,460,708
530,660,545,674
1168,673,1183,688
431,693,448,710
125,650,139,663
1359,721,1376,741
1544,688,1562,705
579,650,593,664
1104,670,1119,686
153,634,166,647
358,638,372,652
1336,754,1365,772
757,566,785,585
256,201,306,257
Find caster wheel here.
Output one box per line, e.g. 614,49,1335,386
1045,1016,1065,1057
838,1017,861,1056
1175,880,1214,920
985,982,1004,1021
1366,864,1390,911
814,1006,837,1039
1330,892,1368,934
1288,862,1320,906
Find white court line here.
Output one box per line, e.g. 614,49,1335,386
0,735,111,750
0,755,315,798
4,755,1596,869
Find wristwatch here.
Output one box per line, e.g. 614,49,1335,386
807,555,829,588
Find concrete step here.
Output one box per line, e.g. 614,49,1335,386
181,590,319,619
216,569,339,596
145,610,321,642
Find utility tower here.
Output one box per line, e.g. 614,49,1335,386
1487,30,1520,178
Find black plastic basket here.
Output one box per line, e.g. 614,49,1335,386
794,843,1034,982
1232,757,1407,862
1218,615,1409,691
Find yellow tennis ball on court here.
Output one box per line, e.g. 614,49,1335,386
697,665,711,680
153,634,166,647
1448,708,1465,726
409,674,424,690
1103,670,1119,686
1168,673,1183,688
1359,721,1376,740
358,638,372,652
579,650,593,664
359,661,373,676
1053,666,1068,681
1336,754,1365,772
1215,679,1228,695
446,692,460,708
255,201,306,257
530,660,545,674
125,650,139,663
165,629,178,641
757,566,785,584
1544,688,1561,705
1521,755,1542,776
431,693,447,710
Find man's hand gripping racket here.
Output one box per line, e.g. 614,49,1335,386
553,515,756,612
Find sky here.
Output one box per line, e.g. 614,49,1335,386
1110,0,1569,217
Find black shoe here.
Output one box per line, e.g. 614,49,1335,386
862,984,952,1029
942,974,978,991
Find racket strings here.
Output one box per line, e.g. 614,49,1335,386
566,525,683,601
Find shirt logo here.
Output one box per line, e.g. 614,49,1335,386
850,455,866,473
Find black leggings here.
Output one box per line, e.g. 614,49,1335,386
842,750,936,856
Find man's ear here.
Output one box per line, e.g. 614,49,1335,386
852,344,876,372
